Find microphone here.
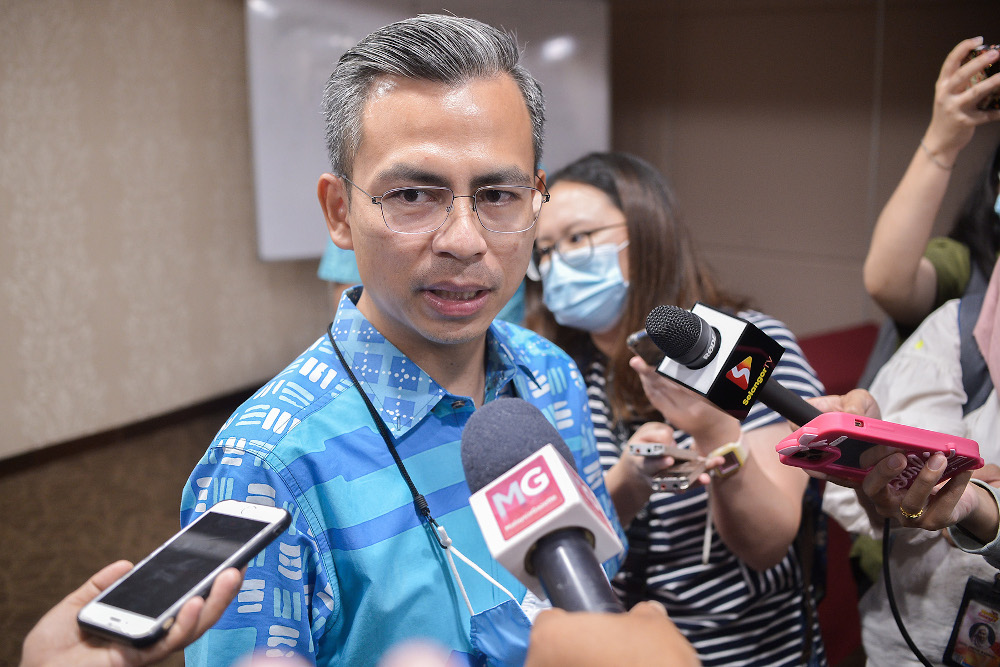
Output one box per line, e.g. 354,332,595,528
461,397,625,613
645,303,822,427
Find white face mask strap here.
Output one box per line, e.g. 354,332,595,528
436,524,519,614
702,487,712,566
436,525,474,616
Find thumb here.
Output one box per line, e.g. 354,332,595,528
628,600,668,618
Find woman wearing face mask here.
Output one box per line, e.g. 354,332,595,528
526,152,827,667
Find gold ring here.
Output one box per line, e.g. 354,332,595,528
900,505,925,520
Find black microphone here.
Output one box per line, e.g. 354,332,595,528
461,397,625,613
645,304,822,427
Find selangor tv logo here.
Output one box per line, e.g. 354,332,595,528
727,355,774,406
726,357,752,390
486,454,564,540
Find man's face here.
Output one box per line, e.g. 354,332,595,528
330,74,539,359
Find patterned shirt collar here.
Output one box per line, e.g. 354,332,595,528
328,286,538,438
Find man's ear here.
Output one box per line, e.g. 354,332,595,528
318,173,354,250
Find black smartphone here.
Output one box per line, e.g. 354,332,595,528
77,500,291,647
963,44,1000,110
626,329,666,367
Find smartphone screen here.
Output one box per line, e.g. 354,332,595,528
788,436,870,469
830,437,871,469
78,500,291,647
627,330,666,367
98,513,268,618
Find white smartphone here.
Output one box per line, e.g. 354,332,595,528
77,499,291,647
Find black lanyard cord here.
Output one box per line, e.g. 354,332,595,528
326,323,439,537
882,518,934,667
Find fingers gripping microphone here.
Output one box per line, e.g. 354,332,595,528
645,304,822,427
461,398,625,613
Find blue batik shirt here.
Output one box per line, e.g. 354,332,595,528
181,287,624,667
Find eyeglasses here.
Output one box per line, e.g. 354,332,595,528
529,223,628,279
339,175,549,235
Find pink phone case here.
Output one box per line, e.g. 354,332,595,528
776,412,982,489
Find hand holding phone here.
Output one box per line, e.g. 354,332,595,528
23,560,243,667
962,43,1000,110
626,329,666,367
626,442,712,493
777,412,982,489
77,500,291,647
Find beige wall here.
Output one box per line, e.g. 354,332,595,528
612,0,1000,336
0,0,330,459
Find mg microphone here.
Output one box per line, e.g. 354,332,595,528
645,303,822,427
461,397,624,613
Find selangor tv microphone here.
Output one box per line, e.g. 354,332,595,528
644,303,822,427
461,397,625,613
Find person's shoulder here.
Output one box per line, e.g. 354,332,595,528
208,331,346,459
492,319,576,365
737,309,796,340
737,308,824,395
491,320,587,398
926,238,972,305
898,298,961,353
736,308,810,355
925,236,970,263
871,300,960,381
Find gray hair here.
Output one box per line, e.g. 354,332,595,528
321,14,545,176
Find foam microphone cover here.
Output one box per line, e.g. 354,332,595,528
461,397,576,494
646,305,704,358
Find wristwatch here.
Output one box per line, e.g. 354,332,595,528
709,439,746,479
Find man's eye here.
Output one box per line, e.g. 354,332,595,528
477,187,521,205
383,188,443,205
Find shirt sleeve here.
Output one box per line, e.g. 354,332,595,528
947,480,1000,570
181,444,336,666
925,237,971,309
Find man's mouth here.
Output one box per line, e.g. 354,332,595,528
430,289,483,301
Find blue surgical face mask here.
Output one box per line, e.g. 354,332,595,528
542,241,630,332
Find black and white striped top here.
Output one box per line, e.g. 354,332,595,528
587,310,827,667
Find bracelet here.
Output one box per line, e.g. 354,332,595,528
919,140,954,171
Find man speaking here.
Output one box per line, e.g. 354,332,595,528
180,14,625,667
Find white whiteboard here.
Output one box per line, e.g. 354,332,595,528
246,0,610,261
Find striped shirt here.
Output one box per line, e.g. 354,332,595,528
588,310,826,667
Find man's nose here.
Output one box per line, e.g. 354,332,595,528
432,195,488,258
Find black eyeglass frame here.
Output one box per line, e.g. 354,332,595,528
339,174,550,235
529,222,629,280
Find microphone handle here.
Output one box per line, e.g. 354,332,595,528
530,529,625,613
757,377,823,428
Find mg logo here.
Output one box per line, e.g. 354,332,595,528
726,356,753,390
490,466,550,519
486,453,564,540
